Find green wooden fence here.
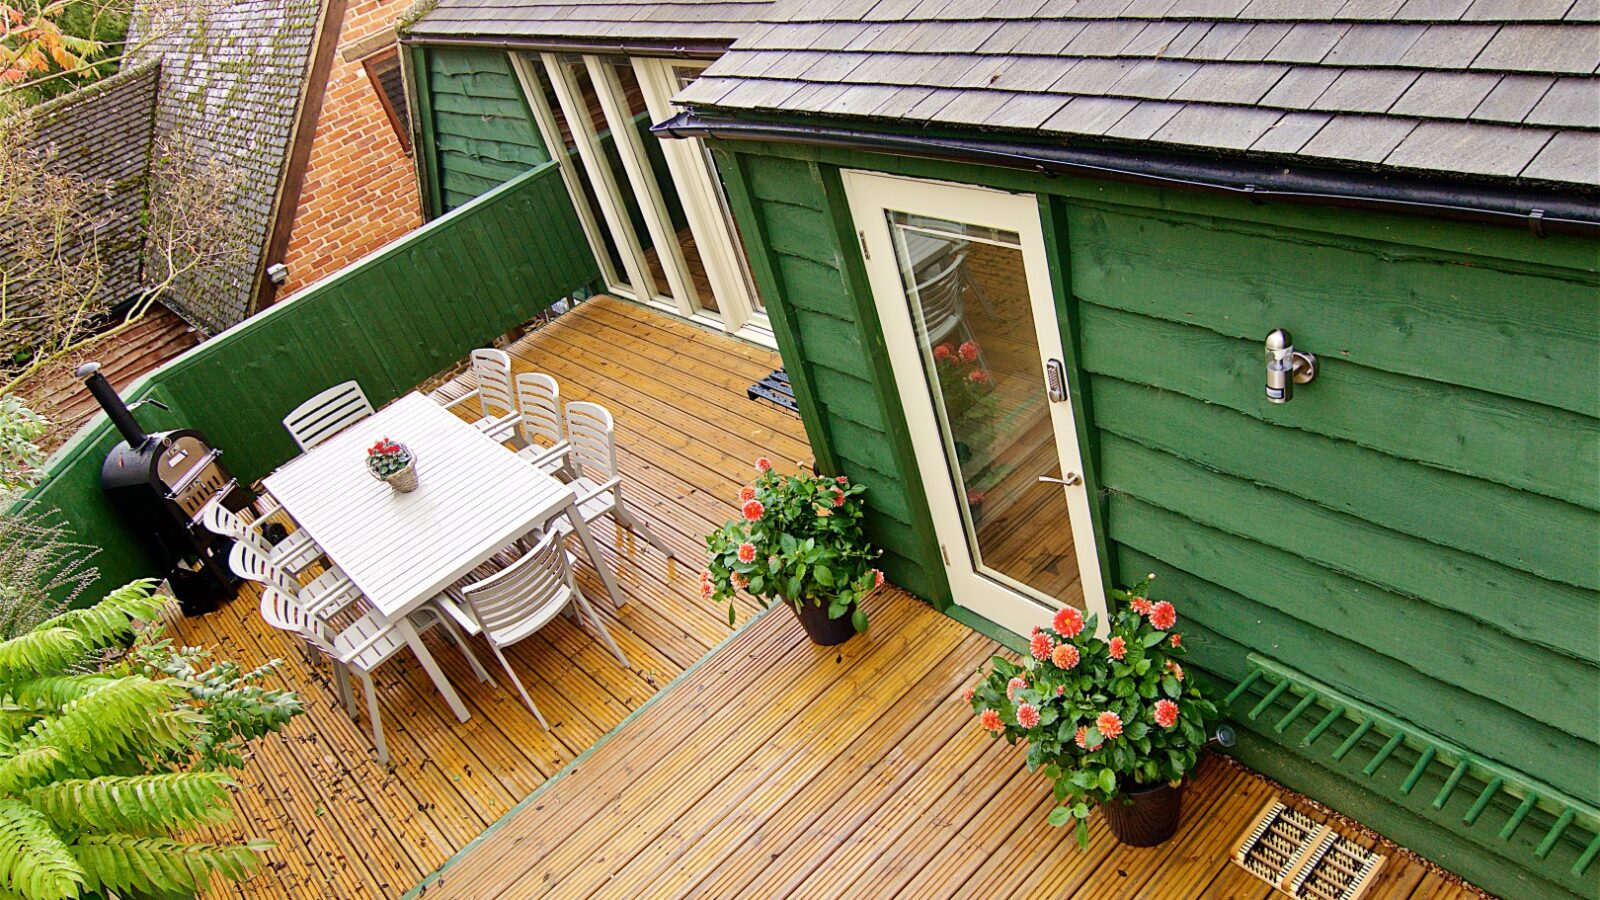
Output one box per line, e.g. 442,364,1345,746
21,161,598,601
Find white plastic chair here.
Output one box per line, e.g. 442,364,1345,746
910,249,969,348
283,381,374,451
548,401,674,558
456,530,627,727
444,349,518,442
258,585,493,765
512,372,570,476
228,540,359,621
201,499,321,575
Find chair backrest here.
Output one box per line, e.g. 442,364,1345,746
259,586,335,654
911,250,967,346
515,372,563,450
283,381,374,451
470,349,516,421
459,531,572,640
565,401,616,482
199,499,245,540
229,540,299,595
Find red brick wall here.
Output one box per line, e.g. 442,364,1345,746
277,1,421,298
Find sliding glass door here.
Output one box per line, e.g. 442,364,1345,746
509,51,769,345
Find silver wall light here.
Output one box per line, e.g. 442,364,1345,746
1264,329,1316,403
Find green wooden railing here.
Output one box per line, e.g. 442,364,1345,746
20,161,598,600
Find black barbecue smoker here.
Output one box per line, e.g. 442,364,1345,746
78,362,251,615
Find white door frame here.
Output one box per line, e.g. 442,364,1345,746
842,169,1109,638
634,57,771,343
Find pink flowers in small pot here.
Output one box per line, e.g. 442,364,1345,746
960,576,1220,848
704,459,882,641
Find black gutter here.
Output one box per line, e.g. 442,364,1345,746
397,32,729,60
655,113,1600,239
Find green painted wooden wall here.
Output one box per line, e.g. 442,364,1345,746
413,47,550,214
21,163,598,602
711,139,1600,900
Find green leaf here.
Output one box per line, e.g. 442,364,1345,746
814,565,834,587
1142,631,1168,648
74,834,265,896
1098,768,1117,794
1162,676,1181,699
0,799,86,900
1075,818,1090,849
25,773,236,834
1047,806,1073,827
850,609,869,634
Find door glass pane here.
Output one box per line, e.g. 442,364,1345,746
602,60,716,313
673,65,763,313
886,211,1084,608
532,61,628,290
560,56,658,298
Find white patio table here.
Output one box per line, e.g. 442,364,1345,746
261,392,626,723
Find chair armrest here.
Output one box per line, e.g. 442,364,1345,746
574,476,623,507
336,620,401,664
441,391,476,411
518,441,570,467
477,412,520,442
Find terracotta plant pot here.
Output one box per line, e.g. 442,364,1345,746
1101,780,1182,847
788,596,857,646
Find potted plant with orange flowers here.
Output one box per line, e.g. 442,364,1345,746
704,457,882,645
965,577,1220,848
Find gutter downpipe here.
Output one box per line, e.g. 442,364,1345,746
654,113,1600,240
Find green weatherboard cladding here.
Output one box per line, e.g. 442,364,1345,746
709,138,1600,900
414,47,551,214
20,163,598,602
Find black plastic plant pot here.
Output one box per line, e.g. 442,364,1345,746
1102,780,1183,847
790,597,857,646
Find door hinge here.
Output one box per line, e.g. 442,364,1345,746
940,543,950,565
857,230,870,260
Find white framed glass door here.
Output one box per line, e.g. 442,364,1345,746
510,51,773,347
843,170,1108,637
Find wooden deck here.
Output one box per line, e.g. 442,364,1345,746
170,297,807,898
408,586,1465,900
166,297,1472,899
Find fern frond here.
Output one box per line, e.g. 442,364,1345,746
0,630,86,683
36,580,167,651
72,834,264,897
0,748,64,795
8,677,113,711
0,799,85,900
24,773,235,835
7,678,193,786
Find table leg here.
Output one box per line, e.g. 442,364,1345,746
565,498,626,612
398,620,470,723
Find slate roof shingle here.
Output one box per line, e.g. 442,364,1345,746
409,0,1600,188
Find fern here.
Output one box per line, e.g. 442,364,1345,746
0,802,82,900
35,580,164,651
0,632,84,684
24,773,235,835
0,581,299,898
72,835,265,897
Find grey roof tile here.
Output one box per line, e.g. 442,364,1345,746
814,83,906,115
1165,21,1216,55
1384,120,1555,177
1227,22,1294,60
1567,0,1600,20
1063,20,1149,55
869,85,937,116
1389,71,1502,117
1521,130,1599,182
1323,24,1427,66
1152,103,1282,148
1525,77,1600,126
1300,114,1419,161
1122,21,1189,56
1269,23,1350,63
1312,69,1420,112
1250,111,1334,152
1462,0,1575,20
1040,94,1141,133
1108,59,1202,98
1396,0,1472,15
1012,20,1093,53
1052,57,1141,92
987,91,1074,126
1189,22,1255,59
1335,0,1407,17
1473,25,1600,73
1104,99,1185,138
1471,73,1555,121
1397,24,1498,67
1168,62,1290,102
1259,66,1342,106
1168,0,1250,14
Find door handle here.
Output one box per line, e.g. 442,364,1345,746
1040,473,1082,487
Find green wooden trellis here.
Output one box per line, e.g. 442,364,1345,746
1226,654,1600,882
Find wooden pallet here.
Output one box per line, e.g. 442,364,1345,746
1234,800,1386,900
